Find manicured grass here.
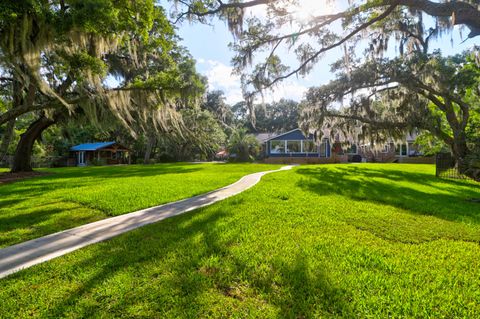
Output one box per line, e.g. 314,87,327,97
1,164,479,318
0,163,280,247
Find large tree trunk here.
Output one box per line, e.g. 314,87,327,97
452,131,469,168
11,116,56,173
0,119,16,165
451,131,478,181
442,127,479,181
441,99,474,179
143,134,156,164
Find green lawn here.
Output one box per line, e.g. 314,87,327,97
1,163,479,318
0,163,280,248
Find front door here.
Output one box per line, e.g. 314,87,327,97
78,151,86,166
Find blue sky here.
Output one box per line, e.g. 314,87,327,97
165,1,479,105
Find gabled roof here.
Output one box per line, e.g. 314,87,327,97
70,142,116,151
254,133,277,143
266,128,316,141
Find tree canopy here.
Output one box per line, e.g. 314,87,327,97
172,0,479,96
300,50,479,178
171,0,480,179
0,0,205,171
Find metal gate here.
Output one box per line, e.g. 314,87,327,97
435,153,468,180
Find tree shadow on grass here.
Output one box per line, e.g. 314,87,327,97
0,163,261,247
0,207,67,233
295,166,480,224
2,204,353,318
0,198,24,208
256,253,353,318
45,163,204,179
0,202,106,248
33,164,203,185
0,163,203,195
44,210,229,318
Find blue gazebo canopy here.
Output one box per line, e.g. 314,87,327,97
70,142,116,152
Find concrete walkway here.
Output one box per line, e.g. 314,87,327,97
0,165,293,279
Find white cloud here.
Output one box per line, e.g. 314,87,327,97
198,59,308,105
269,81,308,102
205,60,241,91
198,59,242,104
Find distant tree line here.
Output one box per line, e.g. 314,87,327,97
0,88,301,166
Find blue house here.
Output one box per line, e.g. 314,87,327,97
264,129,331,159
69,142,130,166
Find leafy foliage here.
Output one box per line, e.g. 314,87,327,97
234,98,300,133
201,90,234,129
300,51,480,179
157,108,227,161
0,0,205,171
227,127,260,161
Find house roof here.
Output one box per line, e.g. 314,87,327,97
254,133,277,143
70,142,116,151
265,128,316,142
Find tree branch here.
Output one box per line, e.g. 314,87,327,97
324,112,411,130
174,0,271,24
255,2,399,92
391,0,480,38
0,103,60,126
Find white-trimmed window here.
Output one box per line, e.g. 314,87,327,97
286,141,302,153
319,138,329,157
396,143,407,156
270,140,285,154
347,144,358,154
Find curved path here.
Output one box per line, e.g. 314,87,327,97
0,165,293,279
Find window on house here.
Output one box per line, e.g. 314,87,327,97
408,142,421,156
319,138,329,157
303,140,317,153
270,140,285,154
286,141,301,153
381,144,390,153
396,144,407,156
347,144,357,154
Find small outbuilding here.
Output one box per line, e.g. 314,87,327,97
69,142,130,166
